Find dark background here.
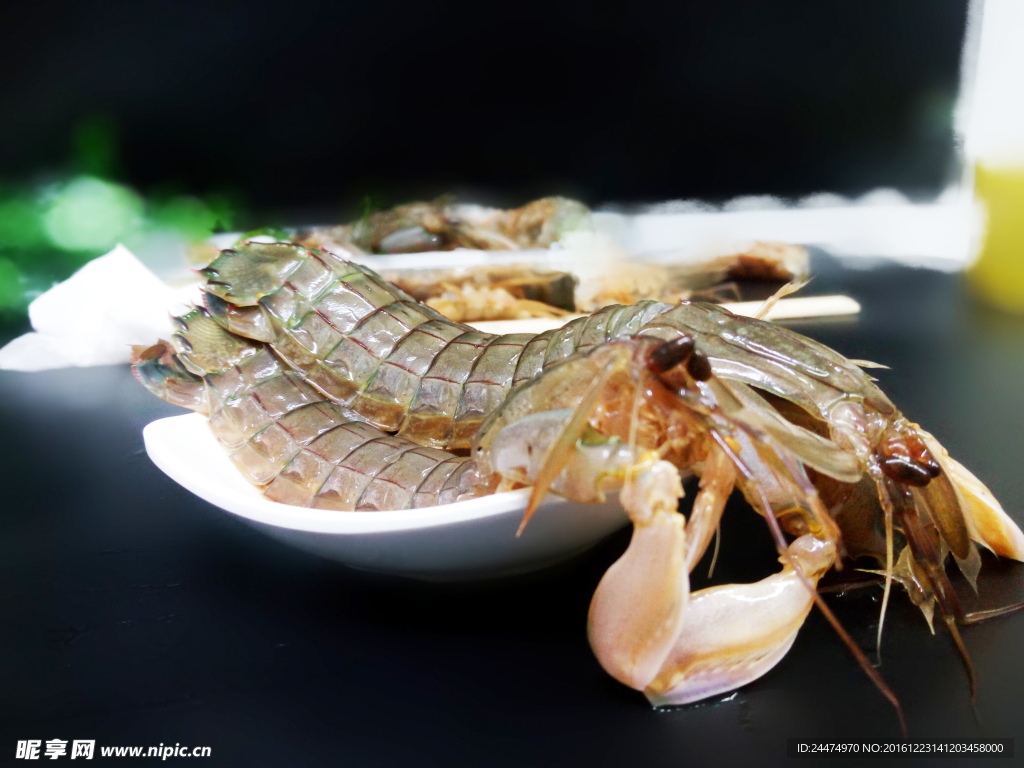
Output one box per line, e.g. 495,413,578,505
1,0,969,216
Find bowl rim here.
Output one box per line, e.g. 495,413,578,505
143,413,572,536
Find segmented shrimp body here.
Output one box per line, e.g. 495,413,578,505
133,309,493,511
199,242,669,449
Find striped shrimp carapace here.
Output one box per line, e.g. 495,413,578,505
132,309,495,511
198,242,669,449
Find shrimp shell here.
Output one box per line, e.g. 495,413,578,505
201,242,670,449
133,309,493,511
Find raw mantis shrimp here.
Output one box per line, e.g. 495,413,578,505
133,242,1024,729
194,242,671,449
132,311,496,510
297,196,589,255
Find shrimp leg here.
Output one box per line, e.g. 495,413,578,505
682,442,736,572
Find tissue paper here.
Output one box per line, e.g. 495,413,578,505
0,245,200,372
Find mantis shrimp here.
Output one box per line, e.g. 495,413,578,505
133,242,1024,730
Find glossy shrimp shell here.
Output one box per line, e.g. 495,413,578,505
133,309,492,511
199,243,670,449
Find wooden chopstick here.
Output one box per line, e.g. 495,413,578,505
469,294,860,334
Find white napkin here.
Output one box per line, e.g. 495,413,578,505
0,245,200,372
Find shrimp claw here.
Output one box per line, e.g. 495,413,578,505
586,459,836,707
644,534,835,707
588,461,689,690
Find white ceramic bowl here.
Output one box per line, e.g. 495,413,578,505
143,413,629,581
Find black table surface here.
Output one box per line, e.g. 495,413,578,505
3,254,1024,767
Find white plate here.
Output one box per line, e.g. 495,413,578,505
143,413,629,581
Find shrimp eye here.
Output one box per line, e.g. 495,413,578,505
647,335,695,373
877,433,941,486
686,350,713,381
880,457,934,487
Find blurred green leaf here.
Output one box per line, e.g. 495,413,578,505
43,177,143,252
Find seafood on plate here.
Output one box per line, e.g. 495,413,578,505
381,264,577,323
132,311,496,510
186,242,673,450
292,195,809,322
371,240,809,322
374,241,809,322
296,196,590,255
134,241,1024,727
573,241,810,312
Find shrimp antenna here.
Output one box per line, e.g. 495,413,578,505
707,523,722,579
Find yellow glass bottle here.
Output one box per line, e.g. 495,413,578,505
968,162,1024,313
